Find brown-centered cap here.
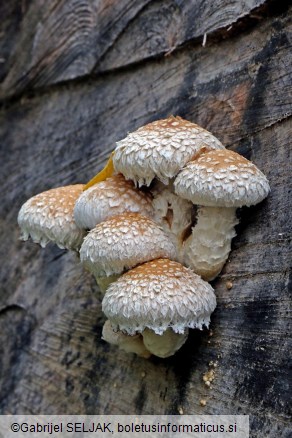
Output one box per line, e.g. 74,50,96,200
102,258,216,335
18,185,86,250
174,149,270,207
79,212,177,277
113,116,224,186
74,174,154,229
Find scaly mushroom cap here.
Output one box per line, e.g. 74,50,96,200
74,174,154,229
18,185,86,250
102,258,216,335
79,212,177,277
113,116,224,186
174,149,270,207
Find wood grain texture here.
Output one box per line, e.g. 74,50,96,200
0,0,278,99
0,2,291,437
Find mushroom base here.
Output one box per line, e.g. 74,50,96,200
142,328,189,358
183,206,238,281
102,320,151,358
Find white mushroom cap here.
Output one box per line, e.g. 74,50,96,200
174,149,270,207
74,174,154,229
102,258,216,335
18,185,86,250
79,212,177,277
102,320,151,358
113,116,224,186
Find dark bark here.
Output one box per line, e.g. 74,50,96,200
0,1,291,437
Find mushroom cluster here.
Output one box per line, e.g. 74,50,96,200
17,116,270,358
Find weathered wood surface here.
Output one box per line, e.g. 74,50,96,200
0,1,291,437
1,0,272,99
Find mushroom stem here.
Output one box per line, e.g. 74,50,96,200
102,320,151,358
183,206,238,281
142,328,189,358
151,180,194,260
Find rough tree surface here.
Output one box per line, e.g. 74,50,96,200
0,1,291,437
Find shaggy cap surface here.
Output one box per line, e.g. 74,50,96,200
114,116,224,186
102,258,216,335
18,185,85,250
175,149,270,207
74,174,154,229
80,212,177,276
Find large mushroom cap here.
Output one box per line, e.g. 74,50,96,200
102,258,216,335
174,149,270,207
80,212,177,277
18,184,85,250
74,174,154,230
113,116,224,186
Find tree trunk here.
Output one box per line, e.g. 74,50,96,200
0,1,291,437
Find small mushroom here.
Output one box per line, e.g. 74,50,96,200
102,320,151,358
74,174,154,230
113,116,224,187
79,212,177,292
174,149,270,280
142,328,189,359
102,258,216,357
18,185,86,251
